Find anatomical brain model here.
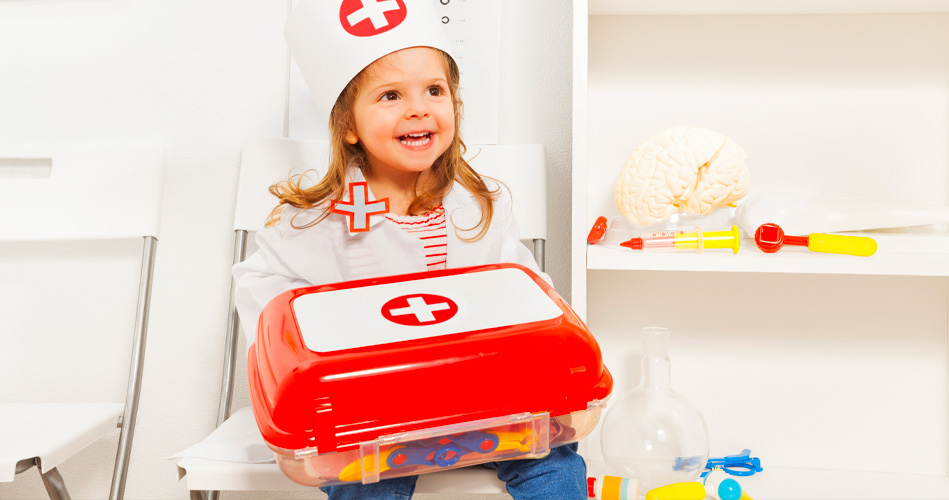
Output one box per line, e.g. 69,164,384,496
615,126,751,226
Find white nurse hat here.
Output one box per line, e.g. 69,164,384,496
285,0,456,130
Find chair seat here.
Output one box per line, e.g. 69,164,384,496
0,403,124,482
175,407,506,494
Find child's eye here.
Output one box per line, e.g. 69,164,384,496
427,85,446,97
379,91,400,101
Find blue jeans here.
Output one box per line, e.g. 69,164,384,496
320,443,586,500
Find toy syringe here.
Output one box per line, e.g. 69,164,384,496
620,226,741,254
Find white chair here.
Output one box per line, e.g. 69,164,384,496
468,144,548,272
0,144,165,500
176,138,547,499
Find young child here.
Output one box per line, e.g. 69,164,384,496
233,1,586,499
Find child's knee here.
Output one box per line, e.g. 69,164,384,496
319,475,417,500
497,443,586,482
498,445,587,500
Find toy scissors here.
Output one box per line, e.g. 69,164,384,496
702,449,763,477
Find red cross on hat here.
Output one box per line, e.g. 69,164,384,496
340,0,407,37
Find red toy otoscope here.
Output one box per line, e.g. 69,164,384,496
754,223,877,257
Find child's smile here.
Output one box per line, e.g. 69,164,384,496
398,131,434,150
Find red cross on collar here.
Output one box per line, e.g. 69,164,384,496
331,182,389,233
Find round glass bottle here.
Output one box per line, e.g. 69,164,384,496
599,327,709,492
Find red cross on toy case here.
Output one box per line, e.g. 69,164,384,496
381,294,458,326
331,182,389,233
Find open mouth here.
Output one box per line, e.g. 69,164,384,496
399,132,432,147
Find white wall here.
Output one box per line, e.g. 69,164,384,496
0,0,572,498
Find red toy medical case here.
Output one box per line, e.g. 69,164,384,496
248,263,613,486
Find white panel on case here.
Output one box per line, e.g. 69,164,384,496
292,267,562,352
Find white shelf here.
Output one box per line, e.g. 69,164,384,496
590,0,949,15
585,460,949,499
579,10,949,287
587,233,949,277
573,6,949,497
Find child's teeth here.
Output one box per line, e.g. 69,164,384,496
400,133,431,146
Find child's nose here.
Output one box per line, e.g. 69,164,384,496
404,96,430,119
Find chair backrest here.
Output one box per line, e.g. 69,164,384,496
0,144,164,241
0,143,164,500
463,144,547,243
233,138,331,232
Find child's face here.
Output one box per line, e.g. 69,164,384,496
346,47,455,180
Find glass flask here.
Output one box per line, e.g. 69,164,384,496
600,327,709,492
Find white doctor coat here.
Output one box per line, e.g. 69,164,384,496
233,167,550,347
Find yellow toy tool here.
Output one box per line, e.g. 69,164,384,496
645,481,707,500
338,447,399,482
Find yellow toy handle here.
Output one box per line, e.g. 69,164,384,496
808,233,877,257
703,225,741,254
338,447,397,482
645,481,706,500
672,225,741,254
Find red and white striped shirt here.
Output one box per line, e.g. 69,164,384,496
385,206,447,270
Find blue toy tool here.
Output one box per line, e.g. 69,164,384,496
701,449,762,477
386,431,500,469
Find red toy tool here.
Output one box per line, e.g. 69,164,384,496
754,223,877,256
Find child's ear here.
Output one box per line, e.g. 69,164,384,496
345,130,359,145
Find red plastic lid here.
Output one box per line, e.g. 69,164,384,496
587,216,608,245
249,264,613,453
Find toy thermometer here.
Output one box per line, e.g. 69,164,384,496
587,475,639,500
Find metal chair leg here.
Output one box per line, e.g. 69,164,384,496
202,232,246,500
217,230,248,428
15,458,36,474
40,468,71,500
532,238,546,272
110,235,158,500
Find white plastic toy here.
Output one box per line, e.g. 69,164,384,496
736,192,949,236
615,126,751,226
702,467,754,500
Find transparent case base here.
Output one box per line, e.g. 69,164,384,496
270,402,605,487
